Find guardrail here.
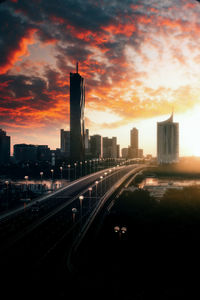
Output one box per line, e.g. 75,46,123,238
67,165,147,272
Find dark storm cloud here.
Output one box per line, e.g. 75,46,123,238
0,6,36,74
0,73,62,109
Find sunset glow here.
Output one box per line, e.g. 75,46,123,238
1,0,200,156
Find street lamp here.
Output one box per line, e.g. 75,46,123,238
50,169,54,181
72,207,78,224
5,180,9,210
88,187,92,209
84,161,87,175
68,164,71,181
40,171,43,183
74,163,77,180
95,180,99,202
24,176,29,199
114,226,127,240
79,195,84,225
89,160,92,174
100,176,103,195
60,166,63,179
104,172,107,191
80,161,82,177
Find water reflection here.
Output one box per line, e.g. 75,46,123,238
138,177,200,200
139,177,200,188
10,179,70,192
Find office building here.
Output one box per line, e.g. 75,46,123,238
138,149,144,158
157,113,179,164
128,146,138,159
0,129,10,165
60,129,70,158
14,144,51,162
103,137,117,158
14,144,37,162
117,144,120,158
85,129,90,153
90,135,102,158
122,148,128,159
128,127,144,159
130,127,138,149
37,145,51,161
70,63,85,162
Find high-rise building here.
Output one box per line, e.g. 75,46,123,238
157,113,179,164
0,129,10,165
70,63,85,162
60,129,70,158
128,127,144,159
85,129,90,153
103,137,117,158
90,135,102,158
128,127,139,158
130,127,138,149
122,148,128,159
117,144,120,158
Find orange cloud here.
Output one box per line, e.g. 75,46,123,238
0,28,37,75
101,23,136,37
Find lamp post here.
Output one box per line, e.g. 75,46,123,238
24,175,29,199
100,176,103,195
89,160,92,174
114,226,127,241
88,187,92,210
74,163,77,180
50,169,54,181
50,169,54,191
79,195,84,225
68,164,71,181
40,171,43,183
95,180,99,203
72,207,78,224
104,172,107,191
5,180,9,210
80,161,82,177
60,166,63,179
72,207,78,239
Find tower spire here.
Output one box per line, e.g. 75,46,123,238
76,62,78,73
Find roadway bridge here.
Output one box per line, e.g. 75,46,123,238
0,163,148,298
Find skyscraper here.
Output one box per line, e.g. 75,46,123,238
157,113,179,164
0,129,10,165
130,127,138,149
70,63,85,162
90,135,102,158
60,129,70,158
103,137,117,158
85,129,89,153
128,127,139,158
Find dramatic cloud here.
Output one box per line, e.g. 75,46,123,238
1,0,200,153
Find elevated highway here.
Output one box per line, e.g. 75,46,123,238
0,163,148,298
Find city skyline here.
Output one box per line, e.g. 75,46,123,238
2,1,200,156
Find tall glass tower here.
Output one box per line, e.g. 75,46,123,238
70,63,85,162
157,113,179,164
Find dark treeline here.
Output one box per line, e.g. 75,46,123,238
76,187,200,298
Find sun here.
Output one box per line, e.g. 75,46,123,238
178,105,200,157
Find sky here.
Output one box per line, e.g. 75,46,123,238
1,0,200,156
